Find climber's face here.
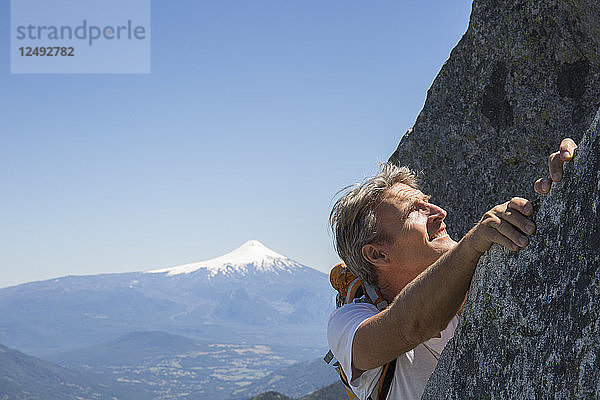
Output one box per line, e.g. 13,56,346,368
375,183,457,276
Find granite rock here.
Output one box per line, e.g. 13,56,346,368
390,0,600,240
387,0,600,398
422,106,600,399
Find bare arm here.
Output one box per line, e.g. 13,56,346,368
353,197,534,370
351,139,577,373
353,227,485,371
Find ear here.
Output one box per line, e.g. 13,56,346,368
361,243,389,267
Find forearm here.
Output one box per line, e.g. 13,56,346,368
354,229,482,370
396,230,481,339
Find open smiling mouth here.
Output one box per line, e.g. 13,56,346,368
428,227,447,241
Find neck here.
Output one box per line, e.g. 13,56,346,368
377,267,417,303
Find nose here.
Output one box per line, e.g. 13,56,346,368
419,201,447,220
418,201,448,220
429,203,447,219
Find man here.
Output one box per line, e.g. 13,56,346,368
327,139,577,399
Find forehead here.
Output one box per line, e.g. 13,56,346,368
381,183,427,204
375,183,427,234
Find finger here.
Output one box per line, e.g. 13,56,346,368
559,138,577,161
503,207,536,236
486,226,521,252
548,152,564,182
494,218,530,248
482,212,529,248
507,197,533,216
534,177,552,194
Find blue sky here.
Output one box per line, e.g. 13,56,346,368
1,1,472,288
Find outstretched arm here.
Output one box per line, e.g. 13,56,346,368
352,139,577,373
353,198,534,371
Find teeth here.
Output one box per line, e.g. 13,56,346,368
430,228,447,240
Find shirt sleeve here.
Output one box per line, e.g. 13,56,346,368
327,302,384,399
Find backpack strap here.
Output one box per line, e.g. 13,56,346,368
333,362,359,400
346,277,363,304
324,350,334,364
328,355,396,400
372,359,396,400
363,282,388,311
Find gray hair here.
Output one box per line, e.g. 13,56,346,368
329,163,419,287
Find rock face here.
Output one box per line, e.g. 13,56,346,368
422,109,600,399
387,0,600,398
390,0,600,240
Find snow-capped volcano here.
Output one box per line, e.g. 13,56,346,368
0,239,333,358
147,240,301,277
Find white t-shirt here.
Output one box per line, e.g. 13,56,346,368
327,301,458,400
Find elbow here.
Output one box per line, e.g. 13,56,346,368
406,315,447,345
404,318,431,346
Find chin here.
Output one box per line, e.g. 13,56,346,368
432,235,457,253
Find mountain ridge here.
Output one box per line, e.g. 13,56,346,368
1,240,324,293
0,342,149,400
0,240,333,357
0,241,334,399
147,240,303,277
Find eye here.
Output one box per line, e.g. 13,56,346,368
410,200,431,216
408,203,423,215
414,201,427,210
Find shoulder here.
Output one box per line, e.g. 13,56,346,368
327,302,380,355
327,301,385,398
331,300,380,316
328,302,380,331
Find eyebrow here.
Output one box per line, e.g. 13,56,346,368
395,193,431,221
408,193,431,206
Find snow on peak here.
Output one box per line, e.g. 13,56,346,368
147,240,299,277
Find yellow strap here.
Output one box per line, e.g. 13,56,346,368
345,386,359,400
